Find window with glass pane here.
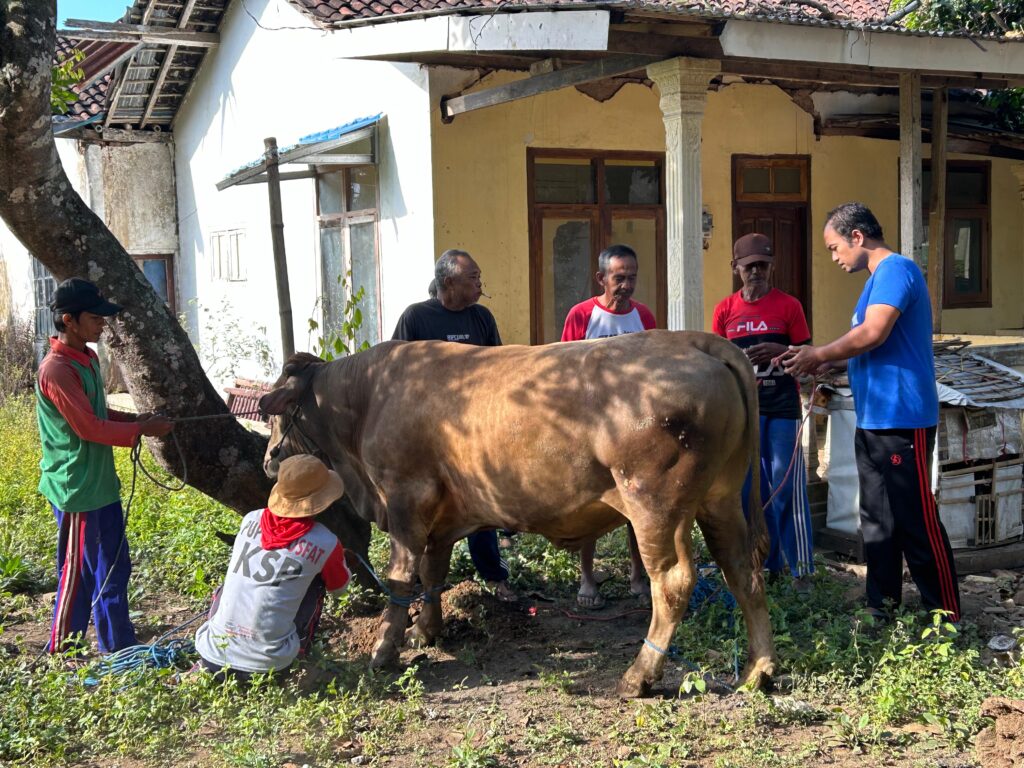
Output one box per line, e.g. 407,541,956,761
605,161,660,205
318,164,381,347
348,167,377,212
32,259,55,341
535,160,595,204
318,171,346,215
609,217,658,311
920,161,989,307
773,166,802,195
349,221,380,348
742,167,771,194
541,217,592,343
950,218,983,295
134,256,174,311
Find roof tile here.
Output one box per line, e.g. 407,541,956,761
284,0,894,24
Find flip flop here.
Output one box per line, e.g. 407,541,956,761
576,590,606,610
630,587,652,609
491,581,519,603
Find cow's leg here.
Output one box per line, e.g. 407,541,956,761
406,539,454,649
617,515,697,698
697,497,776,689
370,530,423,669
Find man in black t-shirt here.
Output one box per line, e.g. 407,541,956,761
392,249,515,601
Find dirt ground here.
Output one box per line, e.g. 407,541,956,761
6,560,1023,768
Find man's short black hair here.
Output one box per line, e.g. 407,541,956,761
52,309,81,333
598,244,638,273
825,202,884,241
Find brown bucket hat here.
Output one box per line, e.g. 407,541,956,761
268,455,345,519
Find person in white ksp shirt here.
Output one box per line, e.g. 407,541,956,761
560,244,656,609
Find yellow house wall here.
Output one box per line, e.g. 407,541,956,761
431,74,1024,344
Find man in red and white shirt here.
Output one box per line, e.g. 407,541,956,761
560,244,656,609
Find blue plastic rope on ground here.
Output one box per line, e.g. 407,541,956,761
82,638,195,686
80,611,207,686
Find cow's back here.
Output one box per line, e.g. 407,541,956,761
351,331,754,536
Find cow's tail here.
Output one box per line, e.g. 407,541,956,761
716,339,768,593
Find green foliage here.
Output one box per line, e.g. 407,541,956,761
900,0,1024,130
51,50,85,116
309,271,371,361
0,317,36,404
901,0,1024,37
184,299,277,383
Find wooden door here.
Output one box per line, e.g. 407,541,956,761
733,205,808,319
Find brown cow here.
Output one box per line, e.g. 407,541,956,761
260,330,776,696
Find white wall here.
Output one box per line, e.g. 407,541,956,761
172,0,437,387
0,139,86,328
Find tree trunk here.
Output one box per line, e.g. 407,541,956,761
0,1,372,576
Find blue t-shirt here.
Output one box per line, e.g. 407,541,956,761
847,254,938,429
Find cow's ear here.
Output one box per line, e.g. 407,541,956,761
259,388,294,415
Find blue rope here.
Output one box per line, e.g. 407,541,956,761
641,568,741,691
81,611,207,686
349,551,448,608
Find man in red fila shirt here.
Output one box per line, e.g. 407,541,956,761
713,234,814,585
561,244,656,609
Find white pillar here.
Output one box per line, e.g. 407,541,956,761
647,57,720,331
899,72,924,267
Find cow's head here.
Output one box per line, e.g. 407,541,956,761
260,353,327,479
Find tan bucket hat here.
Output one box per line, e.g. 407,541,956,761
268,455,345,519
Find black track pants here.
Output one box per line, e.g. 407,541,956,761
854,426,961,621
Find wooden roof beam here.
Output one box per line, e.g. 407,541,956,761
141,0,199,128
441,53,660,121
61,19,219,48
721,59,1024,91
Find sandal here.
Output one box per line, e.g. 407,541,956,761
576,590,606,610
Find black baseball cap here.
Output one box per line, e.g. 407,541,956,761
50,278,123,316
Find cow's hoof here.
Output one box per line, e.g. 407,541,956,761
616,670,652,699
405,624,436,650
738,657,776,691
370,638,401,669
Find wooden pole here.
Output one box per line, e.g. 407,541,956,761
264,137,295,361
927,88,949,332
899,72,924,267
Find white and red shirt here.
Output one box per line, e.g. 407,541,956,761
560,297,656,341
195,508,350,672
712,288,810,419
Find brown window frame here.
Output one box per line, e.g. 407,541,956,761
133,254,176,313
527,148,666,345
733,156,810,203
922,159,991,310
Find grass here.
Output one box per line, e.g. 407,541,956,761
0,393,1022,767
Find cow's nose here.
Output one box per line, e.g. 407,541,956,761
264,456,280,480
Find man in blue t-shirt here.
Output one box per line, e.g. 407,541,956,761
782,203,960,622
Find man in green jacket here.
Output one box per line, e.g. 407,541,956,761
36,278,173,654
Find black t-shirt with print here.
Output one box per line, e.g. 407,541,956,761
391,298,502,347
